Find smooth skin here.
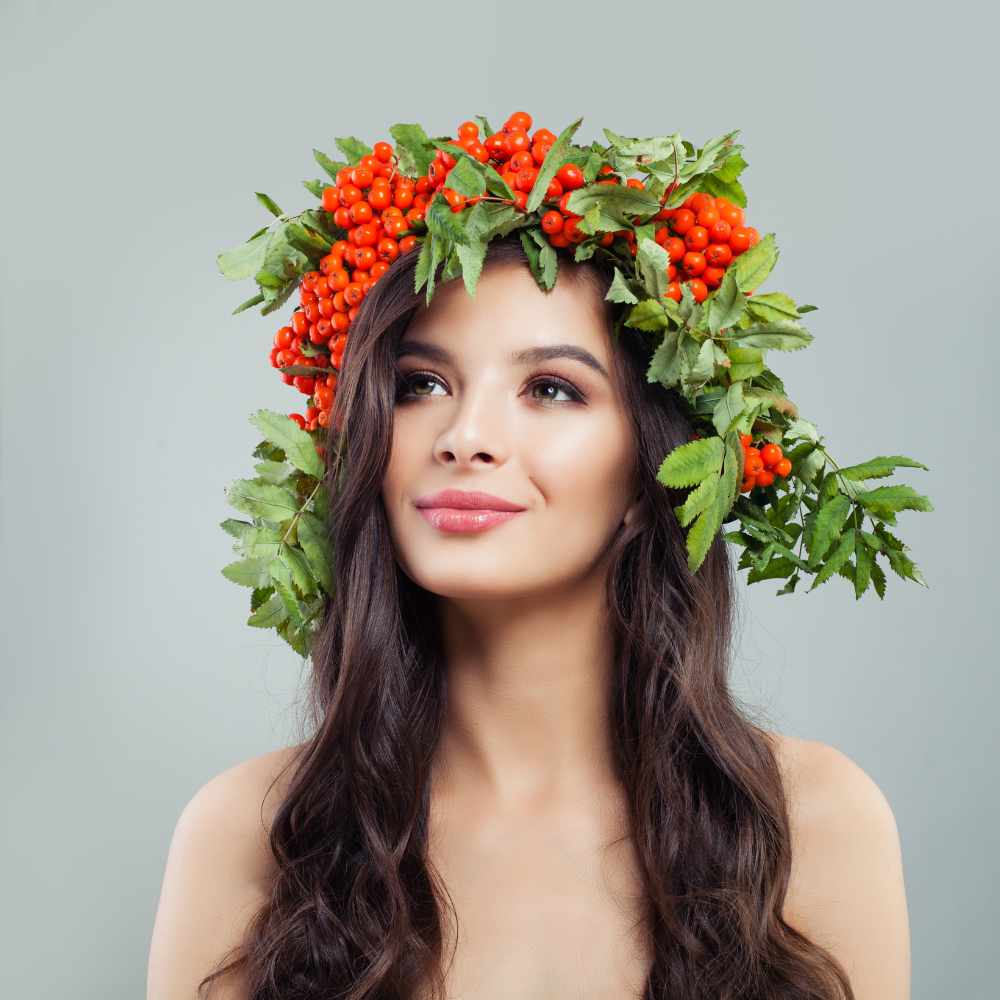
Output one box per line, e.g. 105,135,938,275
147,261,910,999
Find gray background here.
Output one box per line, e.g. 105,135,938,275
1,1,994,997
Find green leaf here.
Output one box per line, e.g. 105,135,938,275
657,435,724,488
253,459,291,484
280,542,316,597
837,455,930,481
387,123,435,178
249,410,324,478
436,143,486,198
732,233,778,293
626,298,671,332
776,572,800,595
312,148,349,182
217,230,269,281
636,238,670,299
221,556,273,588
806,494,852,566
566,183,662,228
414,235,433,293
268,557,305,625
528,227,558,290
712,382,745,437
727,345,765,382
809,529,857,590
674,471,720,528
854,533,873,599
646,329,683,387
221,518,253,541
455,237,488,297
334,136,373,163
232,292,266,315
424,232,445,305
425,193,470,246
854,484,934,517
745,291,799,323
706,270,746,334
247,591,288,628
224,479,299,523
684,430,740,573
526,116,584,214
870,559,887,599
297,511,333,595
730,320,813,351
606,267,639,304
883,545,928,587
255,192,284,218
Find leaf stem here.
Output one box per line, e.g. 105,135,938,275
281,477,324,545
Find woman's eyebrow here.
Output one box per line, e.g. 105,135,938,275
394,340,609,380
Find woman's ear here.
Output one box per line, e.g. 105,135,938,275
622,491,643,528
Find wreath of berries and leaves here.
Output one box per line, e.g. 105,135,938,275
217,111,933,656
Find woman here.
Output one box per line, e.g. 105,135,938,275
147,233,910,999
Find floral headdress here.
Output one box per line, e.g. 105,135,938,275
217,111,933,656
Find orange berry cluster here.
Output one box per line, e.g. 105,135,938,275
739,433,792,492
657,193,760,305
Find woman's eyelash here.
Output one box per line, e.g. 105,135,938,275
395,370,586,405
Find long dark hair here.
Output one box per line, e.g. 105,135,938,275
199,232,855,999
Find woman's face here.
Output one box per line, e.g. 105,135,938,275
381,260,640,601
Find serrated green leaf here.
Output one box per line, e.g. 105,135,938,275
855,484,934,517
726,345,765,382
220,518,253,541
334,136,373,163
249,410,324,478
253,459,292,484
854,533,873,599
455,237,487,297
425,193,470,246
247,591,288,628
297,511,333,595
313,148,349,182
706,270,746,335
280,542,316,597
809,529,857,590
806,494,852,566
730,320,813,351
870,558,887,599
268,557,305,625
389,123,435,178
221,556,273,588
606,267,639,304
526,116,584,214
627,298,671,332
838,455,930,481
732,233,778,293
745,291,799,323
636,238,670,299
674,471,720,528
712,382,745,437
217,230,269,281
255,192,284,218
225,479,299,523
657,436,725,488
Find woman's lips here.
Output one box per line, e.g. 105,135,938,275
417,507,524,533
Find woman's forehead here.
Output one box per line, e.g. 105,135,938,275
401,261,613,363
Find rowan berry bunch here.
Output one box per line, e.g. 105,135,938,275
218,112,934,656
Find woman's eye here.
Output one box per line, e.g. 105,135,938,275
527,377,584,405
395,372,584,406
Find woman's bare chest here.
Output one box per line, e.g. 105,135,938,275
421,798,653,1000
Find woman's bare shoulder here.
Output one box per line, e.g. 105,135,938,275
147,744,309,998
190,743,307,879
763,729,911,998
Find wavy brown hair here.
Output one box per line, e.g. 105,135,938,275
199,232,855,999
